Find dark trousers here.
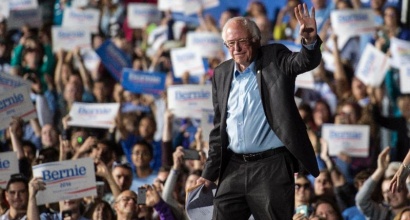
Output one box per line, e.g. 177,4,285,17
213,149,296,220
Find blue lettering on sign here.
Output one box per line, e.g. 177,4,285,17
175,90,210,100
0,93,24,111
193,38,220,44
129,74,161,84
176,53,195,61
58,31,85,39
78,107,111,114
69,10,94,20
329,131,362,139
0,159,10,169
42,165,86,182
133,8,157,16
338,14,368,23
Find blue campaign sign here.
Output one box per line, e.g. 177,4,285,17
95,40,132,81
121,68,166,95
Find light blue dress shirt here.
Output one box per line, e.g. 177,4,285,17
226,62,284,154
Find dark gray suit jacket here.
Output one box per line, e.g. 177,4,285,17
202,38,323,182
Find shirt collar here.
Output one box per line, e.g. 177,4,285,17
233,61,256,79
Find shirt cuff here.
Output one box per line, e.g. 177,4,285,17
302,39,317,50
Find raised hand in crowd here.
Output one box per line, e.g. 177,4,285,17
390,149,410,193
72,136,98,159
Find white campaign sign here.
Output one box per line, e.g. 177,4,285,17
62,7,100,33
167,85,212,119
0,73,31,93
331,9,377,38
32,158,97,205
0,86,37,130
171,47,205,77
158,0,183,12
186,32,224,58
52,26,91,52
0,152,19,189
127,3,161,28
183,0,220,15
0,1,9,19
72,0,89,8
400,65,410,94
9,0,38,10
322,124,370,157
296,71,315,90
390,37,410,69
80,48,100,73
68,102,120,128
355,43,390,86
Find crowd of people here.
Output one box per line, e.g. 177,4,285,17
0,0,409,219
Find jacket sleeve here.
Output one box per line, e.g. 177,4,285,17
201,70,222,182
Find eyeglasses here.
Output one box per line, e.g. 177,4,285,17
224,38,252,49
116,196,137,203
295,183,310,190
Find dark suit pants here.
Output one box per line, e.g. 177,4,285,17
213,149,296,220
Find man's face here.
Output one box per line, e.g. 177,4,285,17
138,118,156,139
114,190,138,217
224,21,258,72
112,166,132,191
59,199,81,212
5,182,28,211
131,144,152,168
295,178,312,203
314,172,333,196
382,180,408,209
41,124,58,147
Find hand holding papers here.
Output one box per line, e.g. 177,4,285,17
186,182,217,220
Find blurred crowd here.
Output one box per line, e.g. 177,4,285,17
0,0,409,219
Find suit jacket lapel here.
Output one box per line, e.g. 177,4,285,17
221,60,234,122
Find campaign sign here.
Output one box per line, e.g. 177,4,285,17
52,26,91,52
200,109,214,142
80,48,100,73
9,0,38,10
0,1,9,19
68,102,120,129
296,71,315,90
62,7,100,33
183,0,220,15
322,124,370,157
32,158,97,205
330,9,377,38
355,43,390,87
121,68,166,95
0,152,19,189
96,40,132,81
167,85,212,118
171,47,205,77
158,0,183,12
7,8,42,30
72,0,89,8
400,65,410,94
390,37,410,69
186,32,224,58
0,73,31,93
0,86,37,130
127,3,161,28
